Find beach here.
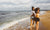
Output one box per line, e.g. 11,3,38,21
40,11,50,30
0,11,50,30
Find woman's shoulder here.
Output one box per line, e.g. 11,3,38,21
32,10,35,12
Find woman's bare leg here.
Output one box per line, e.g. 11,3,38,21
36,21,39,30
30,19,32,30
32,20,35,27
30,19,32,26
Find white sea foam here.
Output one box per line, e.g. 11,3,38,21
0,17,29,30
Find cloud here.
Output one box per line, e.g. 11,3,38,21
33,3,50,9
0,0,32,10
32,0,50,10
0,0,50,11
0,0,32,5
35,0,50,3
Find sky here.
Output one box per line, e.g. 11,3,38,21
0,0,50,11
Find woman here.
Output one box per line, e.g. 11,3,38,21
30,6,35,29
35,7,40,30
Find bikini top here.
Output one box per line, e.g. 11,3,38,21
35,13,39,18
31,11,35,18
36,13,39,16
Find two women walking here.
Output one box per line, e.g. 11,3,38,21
30,7,40,30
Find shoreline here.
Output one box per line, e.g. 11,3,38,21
0,17,30,30
0,17,29,30
0,11,46,30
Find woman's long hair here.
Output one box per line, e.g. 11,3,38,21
32,6,34,11
35,7,40,13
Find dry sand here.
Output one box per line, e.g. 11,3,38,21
3,11,50,30
40,11,50,30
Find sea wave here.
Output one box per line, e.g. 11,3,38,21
0,11,46,30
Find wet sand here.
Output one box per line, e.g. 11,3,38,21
3,11,50,30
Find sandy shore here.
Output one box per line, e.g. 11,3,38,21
1,11,50,30
3,17,47,30
40,11,50,30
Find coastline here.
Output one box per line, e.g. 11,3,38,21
0,11,46,30
0,17,30,30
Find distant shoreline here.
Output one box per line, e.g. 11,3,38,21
0,10,50,12
0,11,46,30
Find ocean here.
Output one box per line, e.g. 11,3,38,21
0,10,45,29
0,11,31,25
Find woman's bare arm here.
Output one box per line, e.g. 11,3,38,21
30,13,35,17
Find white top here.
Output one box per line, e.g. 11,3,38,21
32,11,35,15
31,11,35,18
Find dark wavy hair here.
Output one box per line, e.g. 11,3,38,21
32,6,34,11
35,7,40,13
